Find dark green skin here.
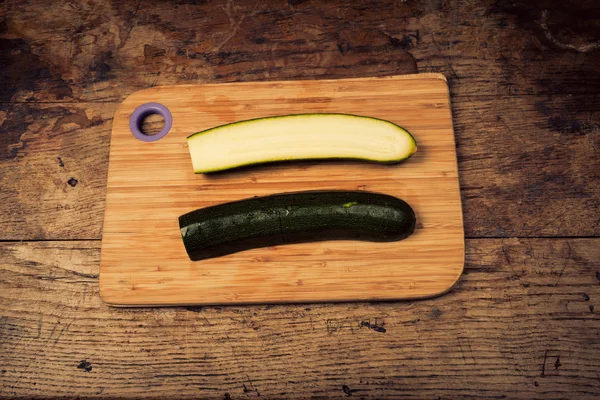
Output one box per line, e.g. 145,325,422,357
179,190,416,261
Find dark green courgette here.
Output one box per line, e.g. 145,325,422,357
179,190,416,261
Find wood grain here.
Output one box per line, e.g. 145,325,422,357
455,94,600,238
2,239,599,399
1,92,598,240
2,0,599,397
100,74,464,305
0,103,114,240
2,0,599,103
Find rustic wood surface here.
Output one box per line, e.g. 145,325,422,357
1,0,599,398
1,240,599,399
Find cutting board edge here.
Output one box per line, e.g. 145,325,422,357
98,262,465,307
99,72,464,307
116,72,449,109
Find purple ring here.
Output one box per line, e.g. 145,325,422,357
129,102,173,142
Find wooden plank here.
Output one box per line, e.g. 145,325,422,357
1,239,599,398
0,103,115,240
2,0,599,102
2,91,597,241
99,74,464,305
455,94,600,238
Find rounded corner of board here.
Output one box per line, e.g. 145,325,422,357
412,274,464,301
438,257,466,298
443,267,465,296
387,72,448,83
98,290,122,307
429,72,449,83
98,280,128,307
416,73,451,91
118,87,162,109
411,250,466,301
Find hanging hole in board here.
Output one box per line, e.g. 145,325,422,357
130,102,173,142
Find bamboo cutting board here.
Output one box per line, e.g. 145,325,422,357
99,73,464,306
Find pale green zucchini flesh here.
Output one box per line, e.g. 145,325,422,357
186,113,417,173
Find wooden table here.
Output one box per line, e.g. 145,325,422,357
1,1,599,398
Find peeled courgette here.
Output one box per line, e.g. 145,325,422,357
186,114,417,173
179,190,416,261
